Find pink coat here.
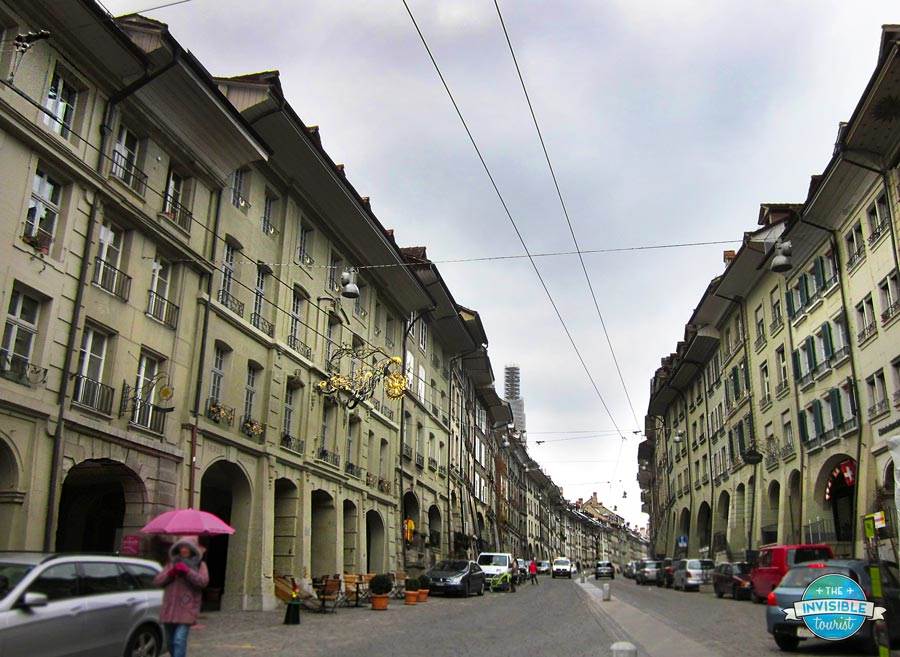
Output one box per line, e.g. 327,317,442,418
153,538,209,625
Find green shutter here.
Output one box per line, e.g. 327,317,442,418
847,380,858,417
798,277,809,305
786,291,796,318
798,413,809,442
822,323,833,359
829,388,843,426
806,336,816,369
792,350,801,378
813,257,825,290
812,400,824,436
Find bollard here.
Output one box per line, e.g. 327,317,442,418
580,569,586,584
602,582,611,601
610,641,637,657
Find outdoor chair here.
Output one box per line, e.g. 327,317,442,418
318,576,341,613
390,570,407,599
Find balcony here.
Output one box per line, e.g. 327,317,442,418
765,449,778,469
868,220,890,246
0,351,47,387
261,216,279,237
857,321,877,345
72,375,114,414
287,334,312,358
251,312,274,337
829,345,851,366
385,335,395,349
430,401,439,416
382,405,395,421
797,371,814,390
217,288,244,317
701,473,709,485
438,465,447,477
366,472,377,488
111,150,147,195
146,290,179,329
868,399,889,420
297,248,314,267
760,391,771,408
345,462,363,478
21,227,52,255
770,314,784,334
92,258,131,301
415,453,425,468
780,443,795,459
428,457,438,471
847,244,866,270
441,413,449,426
280,433,304,454
378,478,392,494
883,300,900,325
130,400,166,434
205,398,234,426
401,443,412,460
839,415,859,434
754,332,766,351
317,447,341,467
161,196,192,234
240,416,265,440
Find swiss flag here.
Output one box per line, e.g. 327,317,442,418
840,460,856,486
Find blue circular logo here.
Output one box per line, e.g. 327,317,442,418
799,574,867,641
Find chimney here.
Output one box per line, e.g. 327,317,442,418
723,250,736,265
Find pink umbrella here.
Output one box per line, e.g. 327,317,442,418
141,508,235,536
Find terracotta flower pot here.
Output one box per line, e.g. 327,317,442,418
417,589,429,602
404,590,418,605
371,594,389,610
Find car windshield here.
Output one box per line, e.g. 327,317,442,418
788,548,833,566
434,560,468,572
734,562,751,575
644,561,660,568
478,555,508,566
598,562,611,567
0,562,33,600
554,559,570,567
686,560,701,569
539,561,550,567
699,560,715,570
780,566,853,589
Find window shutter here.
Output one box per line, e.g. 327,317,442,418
792,350,801,378
798,412,809,442
822,323,833,359
847,380,858,417
829,388,843,426
798,277,809,305
805,336,816,369
812,400,824,436
813,257,825,290
743,358,750,389
786,291,795,318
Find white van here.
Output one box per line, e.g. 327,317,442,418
476,552,514,579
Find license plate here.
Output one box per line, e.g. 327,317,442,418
796,627,814,639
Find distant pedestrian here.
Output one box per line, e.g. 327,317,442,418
528,558,538,585
153,536,209,657
510,559,517,592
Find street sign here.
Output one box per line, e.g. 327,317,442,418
874,510,886,529
677,535,688,548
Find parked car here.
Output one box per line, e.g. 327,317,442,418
636,560,664,586
712,561,752,600
536,560,551,575
552,557,572,578
624,561,637,579
766,559,900,652
662,557,675,588
0,552,164,657
476,552,515,583
425,560,486,597
751,543,833,603
673,558,712,591
595,560,615,579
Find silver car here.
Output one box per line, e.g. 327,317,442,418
0,552,164,657
673,558,711,591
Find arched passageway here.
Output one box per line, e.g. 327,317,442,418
273,478,299,576
366,510,386,573
310,489,337,577
343,500,358,573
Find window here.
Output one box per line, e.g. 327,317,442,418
867,370,888,417
28,563,78,601
776,347,787,388
326,319,339,361
45,68,79,138
328,253,342,291
2,289,40,380
419,319,428,352
754,305,765,342
845,222,865,267
283,385,296,437
162,168,190,231
405,351,414,386
879,271,900,321
298,223,314,264
74,325,111,413
81,562,128,596
417,364,426,401
147,256,176,328
759,361,770,401
822,250,838,286
243,364,257,422
251,267,271,335
781,411,793,450
26,168,62,251
111,124,144,193
892,359,900,405
132,352,163,432
209,345,226,403
347,421,357,464
856,295,877,342
261,193,277,235
289,288,306,353
813,323,833,368
231,169,249,209
867,194,890,242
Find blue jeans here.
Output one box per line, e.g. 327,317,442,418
165,623,190,657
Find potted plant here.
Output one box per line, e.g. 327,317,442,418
417,574,430,602
369,574,392,611
404,577,420,605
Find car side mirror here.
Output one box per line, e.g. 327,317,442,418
19,592,48,609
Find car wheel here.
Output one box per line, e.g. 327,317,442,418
715,585,723,598
477,580,484,596
126,625,161,657
773,634,800,651
751,589,763,604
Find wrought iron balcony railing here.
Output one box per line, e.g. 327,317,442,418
401,443,412,460
130,399,166,434
317,447,340,467
0,351,47,387
147,290,178,328
72,375,114,414
281,433,304,454
428,457,438,471
161,196,192,233
868,400,888,419
378,478,392,494
345,461,363,478
857,321,877,344
111,150,147,195
217,288,244,317
415,453,425,468
251,312,274,337
92,258,131,301
287,334,312,358
847,244,865,269
882,299,900,324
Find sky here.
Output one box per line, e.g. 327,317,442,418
106,0,900,526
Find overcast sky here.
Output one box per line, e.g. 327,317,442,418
107,0,900,526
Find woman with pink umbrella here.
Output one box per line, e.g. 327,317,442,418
142,509,234,657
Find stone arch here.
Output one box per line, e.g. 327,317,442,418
713,490,730,554
366,509,386,573
343,499,359,573
0,436,22,550
428,504,441,550
732,484,746,551
273,478,299,577
310,489,337,577
200,460,253,610
786,469,801,544
677,506,690,555
402,490,420,526
0,435,19,491
884,460,895,491
762,480,780,545
696,502,711,552
56,458,147,553
810,453,856,548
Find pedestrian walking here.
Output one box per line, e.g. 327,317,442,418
528,558,538,585
510,559,517,592
153,536,209,657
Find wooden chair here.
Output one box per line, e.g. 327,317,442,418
390,571,407,599
343,574,359,606
357,574,373,605
318,576,341,613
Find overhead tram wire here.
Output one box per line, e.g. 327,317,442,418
400,0,626,441
493,0,640,434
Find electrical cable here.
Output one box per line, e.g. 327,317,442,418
493,0,641,435
401,0,625,441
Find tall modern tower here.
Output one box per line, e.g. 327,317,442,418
504,364,527,434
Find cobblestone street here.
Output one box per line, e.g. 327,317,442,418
189,577,614,657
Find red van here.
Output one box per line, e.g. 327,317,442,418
750,543,833,602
